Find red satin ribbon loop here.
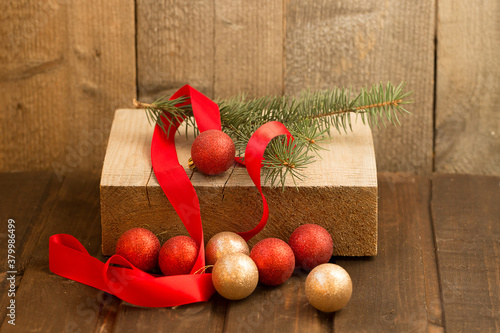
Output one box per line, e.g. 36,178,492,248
237,122,292,241
49,85,294,307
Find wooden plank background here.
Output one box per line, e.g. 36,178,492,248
0,0,136,174
431,174,500,332
435,0,500,175
1,0,498,176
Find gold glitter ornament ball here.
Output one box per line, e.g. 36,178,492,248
305,264,353,312
206,231,250,265
212,253,258,300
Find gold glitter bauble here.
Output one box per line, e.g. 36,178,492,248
206,231,249,265
305,263,352,312
212,253,258,300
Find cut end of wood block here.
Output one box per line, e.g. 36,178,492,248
100,109,378,256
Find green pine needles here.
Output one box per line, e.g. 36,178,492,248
135,82,413,189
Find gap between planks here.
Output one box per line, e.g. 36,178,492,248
334,173,444,332
430,174,500,332
422,175,445,331
145,167,153,207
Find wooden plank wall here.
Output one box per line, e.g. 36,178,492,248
435,0,500,175
0,1,136,174
285,0,435,173
1,0,498,176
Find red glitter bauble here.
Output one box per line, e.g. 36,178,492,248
288,224,333,271
191,129,235,176
159,236,199,276
115,228,160,272
250,238,295,286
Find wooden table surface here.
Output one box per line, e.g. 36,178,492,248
0,171,498,332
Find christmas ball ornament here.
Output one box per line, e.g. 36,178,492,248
206,231,250,265
212,253,258,300
305,263,352,312
159,236,199,276
250,238,295,286
115,228,160,272
191,129,235,176
288,224,334,270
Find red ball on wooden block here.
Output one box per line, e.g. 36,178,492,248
250,238,295,286
191,129,235,176
288,224,333,271
115,228,160,272
159,236,199,276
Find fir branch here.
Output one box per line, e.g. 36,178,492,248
134,96,193,136
262,137,316,190
134,81,413,188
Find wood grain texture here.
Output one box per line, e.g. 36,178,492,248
0,172,56,322
213,0,283,98
1,172,121,332
0,171,64,327
0,0,135,172
285,0,435,174
435,0,500,175
2,1,499,177
113,294,227,332
432,174,500,332
335,174,443,332
137,0,283,101
136,0,215,101
100,109,377,256
2,171,500,331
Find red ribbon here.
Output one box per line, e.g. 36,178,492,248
237,121,292,241
49,85,292,307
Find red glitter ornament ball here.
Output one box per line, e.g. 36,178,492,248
159,236,199,276
288,224,333,271
191,129,235,176
250,238,295,286
115,228,161,272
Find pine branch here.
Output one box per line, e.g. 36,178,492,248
135,96,194,136
133,81,413,189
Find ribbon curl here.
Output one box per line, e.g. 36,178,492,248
49,85,293,307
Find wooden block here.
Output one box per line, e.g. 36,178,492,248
100,109,378,256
